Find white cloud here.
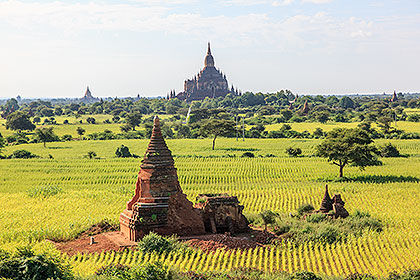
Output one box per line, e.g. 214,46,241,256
272,0,295,6
0,0,417,52
302,0,334,3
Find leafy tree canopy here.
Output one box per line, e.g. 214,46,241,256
316,128,381,177
199,119,235,150
126,112,142,131
5,111,36,131
34,127,59,147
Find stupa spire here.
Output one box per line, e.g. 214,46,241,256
141,116,174,168
320,184,333,213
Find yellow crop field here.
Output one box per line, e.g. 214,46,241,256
1,138,420,277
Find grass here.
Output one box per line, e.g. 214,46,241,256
1,133,420,276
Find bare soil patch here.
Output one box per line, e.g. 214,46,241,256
52,223,272,255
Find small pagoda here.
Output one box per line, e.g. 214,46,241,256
120,116,205,241
318,185,349,219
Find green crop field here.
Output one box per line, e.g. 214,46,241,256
1,137,420,277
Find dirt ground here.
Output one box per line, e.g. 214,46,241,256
52,224,275,255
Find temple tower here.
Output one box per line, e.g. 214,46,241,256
120,116,205,241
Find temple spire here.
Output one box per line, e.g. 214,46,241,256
207,42,211,55
320,184,333,213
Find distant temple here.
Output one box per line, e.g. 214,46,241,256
81,86,98,103
171,43,239,102
390,90,398,102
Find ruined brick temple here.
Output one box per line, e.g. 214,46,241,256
195,194,249,234
169,43,240,102
120,116,205,241
318,185,349,219
120,117,249,241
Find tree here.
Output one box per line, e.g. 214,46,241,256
86,151,97,159
115,145,132,158
286,147,302,157
126,112,142,130
280,109,293,121
259,210,278,231
377,116,393,134
76,127,86,137
0,136,5,155
35,127,58,147
339,96,354,109
316,128,381,177
33,116,41,124
316,111,329,124
199,119,235,150
86,117,96,124
1,98,19,118
5,111,36,131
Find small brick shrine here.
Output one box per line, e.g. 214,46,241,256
318,185,349,218
195,194,249,234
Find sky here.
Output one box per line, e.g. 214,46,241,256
0,0,419,99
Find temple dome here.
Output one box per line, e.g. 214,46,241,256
204,42,215,68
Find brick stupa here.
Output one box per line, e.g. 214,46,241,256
120,116,205,241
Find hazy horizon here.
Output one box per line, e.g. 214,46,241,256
0,0,419,99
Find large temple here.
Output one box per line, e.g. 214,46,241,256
170,43,239,102
80,86,98,103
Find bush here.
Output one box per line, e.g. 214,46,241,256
315,226,340,244
297,204,314,216
131,262,173,280
345,273,377,280
95,264,130,279
259,210,278,230
8,149,38,159
0,247,73,280
85,151,97,159
379,143,403,157
137,232,175,254
274,224,291,235
61,134,73,141
286,147,302,157
289,271,322,280
241,152,255,158
115,145,133,158
306,213,326,223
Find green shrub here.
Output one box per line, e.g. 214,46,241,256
61,134,73,141
274,224,291,235
315,226,340,244
115,145,133,158
345,273,377,280
297,204,314,216
286,147,302,157
259,210,278,230
130,262,173,280
0,247,73,280
137,232,191,255
289,271,322,280
95,264,130,279
85,151,97,159
306,213,326,223
8,150,38,159
241,152,255,158
379,143,403,157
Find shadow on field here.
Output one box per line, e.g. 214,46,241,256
332,175,420,183
222,148,260,152
47,146,72,149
